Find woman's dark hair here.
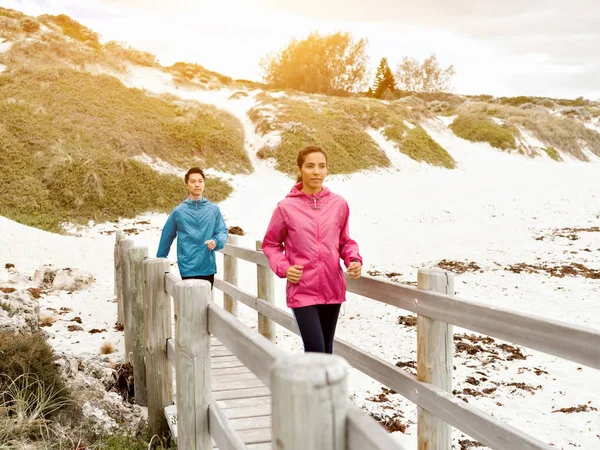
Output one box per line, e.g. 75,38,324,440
296,146,328,182
185,167,205,183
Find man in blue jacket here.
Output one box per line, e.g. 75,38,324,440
156,167,228,288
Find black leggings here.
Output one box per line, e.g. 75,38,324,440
292,304,341,354
182,274,214,289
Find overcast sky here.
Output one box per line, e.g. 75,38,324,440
3,0,599,99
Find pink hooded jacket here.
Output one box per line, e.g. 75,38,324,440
262,183,362,308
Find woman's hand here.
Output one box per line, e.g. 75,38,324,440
205,240,216,251
286,265,304,283
347,261,362,279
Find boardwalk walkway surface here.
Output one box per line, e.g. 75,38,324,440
166,337,272,449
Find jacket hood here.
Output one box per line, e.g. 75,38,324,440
286,182,331,199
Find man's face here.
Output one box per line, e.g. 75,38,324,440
186,173,205,198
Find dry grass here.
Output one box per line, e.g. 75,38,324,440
99,342,116,355
456,102,600,160
248,92,453,173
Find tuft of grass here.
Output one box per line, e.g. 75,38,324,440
449,115,517,150
38,14,100,48
0,373,72,443
0,302,11,313
544,147,562,161
400,126,456,168
100,342,116,355
0,332,70,422
0,67,239,231
457,102,600,160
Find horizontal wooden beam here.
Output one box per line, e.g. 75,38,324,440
208,304,281,388
346,275,600,371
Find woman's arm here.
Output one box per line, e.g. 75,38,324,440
339,203,362,268
262,206,292,278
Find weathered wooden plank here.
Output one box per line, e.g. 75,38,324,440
256,240,275,341
417,268,454,450
208,304,281,387
212,347,234,357
347,406,407,450
212,366,252,377
246,444,272,450
114,230,125,324
164,272,179,297
128,246,148,406
174,279,212,450
214,279,298,333
213,387,271,401
212,372,259,384
209,402,249,450
217,395,271,410
334,339,553,450
120,239,135,360
272,353,348,450
224,235,239,317
143,258,173,439
212,360,247,370
219,243,269,267
346,274,600,370
212,379,265,392
237,428,272,445
229,416,271,431
222,404,271,420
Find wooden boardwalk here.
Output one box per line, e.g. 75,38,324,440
167,337,273,449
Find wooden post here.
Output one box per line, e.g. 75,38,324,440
114,230,125,325
417,268,455,450
174,279,212,450
143,258,173,439
128,246,148,406
120,238,135,360
272,353,349,450
223,234,238,316
256,240,275,341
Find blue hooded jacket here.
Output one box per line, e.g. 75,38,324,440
156,197,228,277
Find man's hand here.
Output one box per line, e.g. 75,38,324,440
347,261,362,279
286,265,303,283
205,240,216,251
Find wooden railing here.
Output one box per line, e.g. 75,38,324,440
115,233,403,449
114,233,600,450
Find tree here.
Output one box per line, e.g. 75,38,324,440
260,31,369,95
395,54,456,93
372,57,396,99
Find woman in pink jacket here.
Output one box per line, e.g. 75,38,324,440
262,146,363,353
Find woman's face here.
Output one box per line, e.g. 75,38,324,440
298,151,328,192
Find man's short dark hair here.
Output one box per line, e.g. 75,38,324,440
185,167,205,183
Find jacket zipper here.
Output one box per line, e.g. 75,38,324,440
313,195,323,301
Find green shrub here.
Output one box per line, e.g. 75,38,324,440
400,126,456,168
544,147,562,161
0,67,239,231
449,115,517,150
0,332,70,419
456,102,600,160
